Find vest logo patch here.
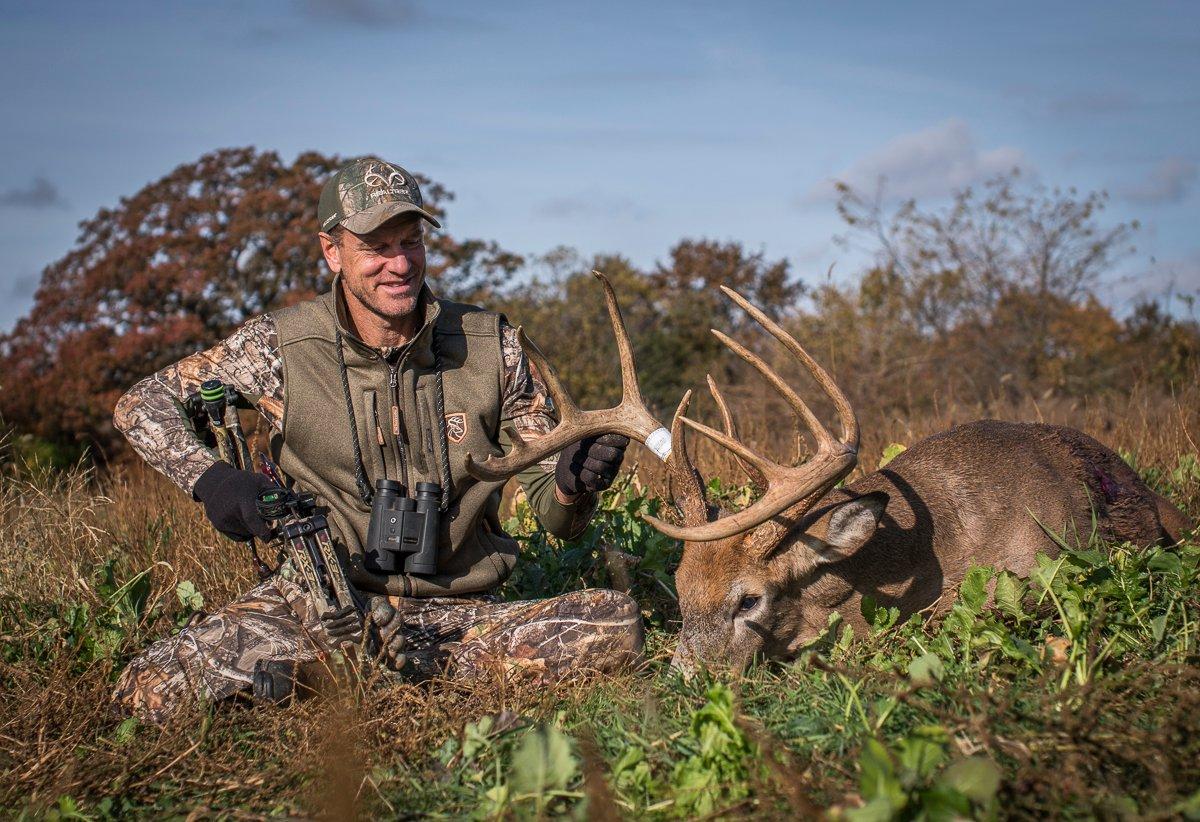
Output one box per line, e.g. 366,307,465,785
445,412,467,444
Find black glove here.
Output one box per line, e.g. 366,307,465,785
555,433,629,497
368,595,408,670
193,461,275,542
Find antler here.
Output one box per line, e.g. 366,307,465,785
643,285,860,544
465,271,672,482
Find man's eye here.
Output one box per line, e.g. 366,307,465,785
737,595,760,613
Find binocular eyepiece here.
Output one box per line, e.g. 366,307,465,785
364,479,441,576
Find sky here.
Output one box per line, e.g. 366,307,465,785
1,0,1197,332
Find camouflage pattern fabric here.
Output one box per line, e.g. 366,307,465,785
113,574,324,722
400,588,643,681
112,314,284,493
318,157,441,233
499,321,559,473
113,311,557,495
114,579,643,723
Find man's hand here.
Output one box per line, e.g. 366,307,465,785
555,433,629,499
193,461,276,542
368,596,408,670
320,604,363,645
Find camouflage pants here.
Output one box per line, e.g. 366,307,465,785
113,576,644,722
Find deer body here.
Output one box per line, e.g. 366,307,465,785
673,419,1192,668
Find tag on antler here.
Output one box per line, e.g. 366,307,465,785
645,427,672,460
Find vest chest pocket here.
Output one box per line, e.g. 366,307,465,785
419,380,501,490
359,388,389,483
412,383,434,479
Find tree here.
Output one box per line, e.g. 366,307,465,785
0,147,521,455
827,170,1147,401
499,240,803,416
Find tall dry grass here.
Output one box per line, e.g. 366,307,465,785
0,453,646,814
2,386,1197,815
630,375,1200,516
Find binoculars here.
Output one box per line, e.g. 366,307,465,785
363,479,441,576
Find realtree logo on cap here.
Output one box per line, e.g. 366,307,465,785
362,163,406,191
338,161,415,211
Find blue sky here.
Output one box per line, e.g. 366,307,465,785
1,0,1197,332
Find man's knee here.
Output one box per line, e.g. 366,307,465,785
561,588,645,655
111,578,320,722
112,645,192,723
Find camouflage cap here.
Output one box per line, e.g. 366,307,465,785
318,157,442,235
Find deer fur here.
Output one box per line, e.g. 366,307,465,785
671,419,1192,670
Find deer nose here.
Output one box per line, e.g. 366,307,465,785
669,640,697,678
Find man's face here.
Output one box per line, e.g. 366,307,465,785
320,216,427,322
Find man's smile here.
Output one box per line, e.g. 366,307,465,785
376,274,419,296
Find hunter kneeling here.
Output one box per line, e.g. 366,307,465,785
111,157,644,722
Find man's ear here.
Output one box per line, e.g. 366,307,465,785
319,232,342,274
804,491,888,561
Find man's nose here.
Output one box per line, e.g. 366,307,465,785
384,248,411,275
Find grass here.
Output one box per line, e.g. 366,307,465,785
2,397,1199,820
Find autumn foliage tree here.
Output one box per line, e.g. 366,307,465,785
791,170,1199,415
498,240,802,415
0,147,521,457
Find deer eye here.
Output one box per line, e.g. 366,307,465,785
736,595,760,614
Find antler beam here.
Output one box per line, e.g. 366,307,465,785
465,271,671,482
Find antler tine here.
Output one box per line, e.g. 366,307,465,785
648,415,856,542
677,416,782,478
710,328,835,453
515,326,583,423
659,389,708,526
707,375,767,490
719,285,859,449
466,273,671,483
593,271,643,405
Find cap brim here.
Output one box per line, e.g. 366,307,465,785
340,201,442,233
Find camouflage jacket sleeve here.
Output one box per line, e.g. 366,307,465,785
112,315,284,495
498,320,598,540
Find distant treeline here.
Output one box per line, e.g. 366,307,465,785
1,148,1196,466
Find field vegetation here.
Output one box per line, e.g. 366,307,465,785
2,382,1198,818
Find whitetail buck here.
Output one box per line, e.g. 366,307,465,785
469,273,1193,671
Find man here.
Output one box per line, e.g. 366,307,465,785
112,157,643,721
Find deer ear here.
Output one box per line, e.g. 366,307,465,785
805,492,887,561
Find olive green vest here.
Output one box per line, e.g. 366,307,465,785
271,281,517,597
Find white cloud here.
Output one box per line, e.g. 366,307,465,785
806,118,1029,203
1121,157,1198,205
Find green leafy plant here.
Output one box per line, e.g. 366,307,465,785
670,684,760,817
503,475,683,627
840,728,1000,821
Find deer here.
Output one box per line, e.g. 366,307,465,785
467,272,1194,671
